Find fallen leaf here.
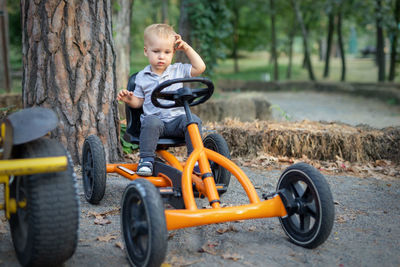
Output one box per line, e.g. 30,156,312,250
217,225,238,234
94,217,111,225
115,241,124,250
221,253,243,261
97,234,117,242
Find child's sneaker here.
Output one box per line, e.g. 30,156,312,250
193,163,201,175
137,158,154,176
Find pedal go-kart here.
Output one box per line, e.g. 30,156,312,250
0,107,79,267
82,76,334,267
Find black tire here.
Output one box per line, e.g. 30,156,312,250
82,135,106,204
121,179,168,267
10,137,79,267
203,133,231,192
277,162,334,249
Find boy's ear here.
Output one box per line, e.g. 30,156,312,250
144,46,148,57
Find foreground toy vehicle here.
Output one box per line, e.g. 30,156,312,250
0,107,79,267
82,76,334,267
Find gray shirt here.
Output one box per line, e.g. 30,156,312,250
134,63,192,122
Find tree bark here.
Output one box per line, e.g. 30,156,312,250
389,0,400,81
161,0,168,24
323,10,334,78
176,0,191,63
286,24,294,79
270,0,278,81
291,0,315,81
112,0,133,92
231,1,239,73
376,0,385,81
21,0,122,163
337,7,346,81
0,0,11,92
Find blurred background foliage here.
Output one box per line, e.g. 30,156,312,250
2,0,400,94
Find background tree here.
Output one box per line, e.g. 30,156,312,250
292,0,315,81
112,0,134,92
21,0,122,163
376,0,386,81
270,0,278,81
0,0,11,92
323,0,335,78
185,0,231,76
389,0,400,81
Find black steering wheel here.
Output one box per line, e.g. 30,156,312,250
151,77,214,109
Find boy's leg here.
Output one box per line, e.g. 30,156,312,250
164,114,202,155
139,115,164,159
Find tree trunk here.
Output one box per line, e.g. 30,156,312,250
291,0,315,81
270,0,279,81
337,8,346,81
112,0,133,92
232,1,239,73
0,0,11,92
21,0,122,163
177,0,191,63
376,0,385,81
389,0,400,81
286,24,295,79
323,11,334,78
161,0,168,24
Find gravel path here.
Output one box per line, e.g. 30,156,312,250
265,91,400,128
1,165,399,267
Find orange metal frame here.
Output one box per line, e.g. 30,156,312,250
107,123,288,230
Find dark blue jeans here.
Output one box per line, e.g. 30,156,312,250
139,114,202,159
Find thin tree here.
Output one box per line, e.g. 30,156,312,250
21,0,122,163
323,2,334,78
337,2,346,81
270,0,279,81
376,0,386,81
389,0,400,81
113,0,134,92
0,0,11,92
291,0,315,81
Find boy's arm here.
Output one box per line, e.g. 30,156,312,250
175,35,206,77
117,90,144,108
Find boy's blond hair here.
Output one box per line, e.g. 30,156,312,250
144,24,175,45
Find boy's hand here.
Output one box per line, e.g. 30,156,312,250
174,34,189,51
117,90,133,102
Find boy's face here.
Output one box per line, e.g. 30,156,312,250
144,34,175,75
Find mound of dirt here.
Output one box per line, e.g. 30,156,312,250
191,93,272,122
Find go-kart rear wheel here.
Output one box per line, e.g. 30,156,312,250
277,162,334,248
203,133,231,193
10,137,79,267
82,135,106,204
121,179,168,267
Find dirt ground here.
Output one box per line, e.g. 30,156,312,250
1,92,399,266
0,163,399,267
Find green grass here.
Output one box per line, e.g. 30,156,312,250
214,51,400,83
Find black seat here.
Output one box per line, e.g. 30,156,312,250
123,73,186,148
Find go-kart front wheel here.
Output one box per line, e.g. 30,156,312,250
203,133,231,194
277,162,334,249
121,179,168,267
82,135,106,204
10,137,79,267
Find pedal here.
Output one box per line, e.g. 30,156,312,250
159,187,181,197
262,192,277,200
216,184,228,194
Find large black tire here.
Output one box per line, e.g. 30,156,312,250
10,137,79,267
121,179,168,267
82,135,106,204
203,133,231,193
277,162,334,249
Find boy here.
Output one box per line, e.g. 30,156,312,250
117,24,206,176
